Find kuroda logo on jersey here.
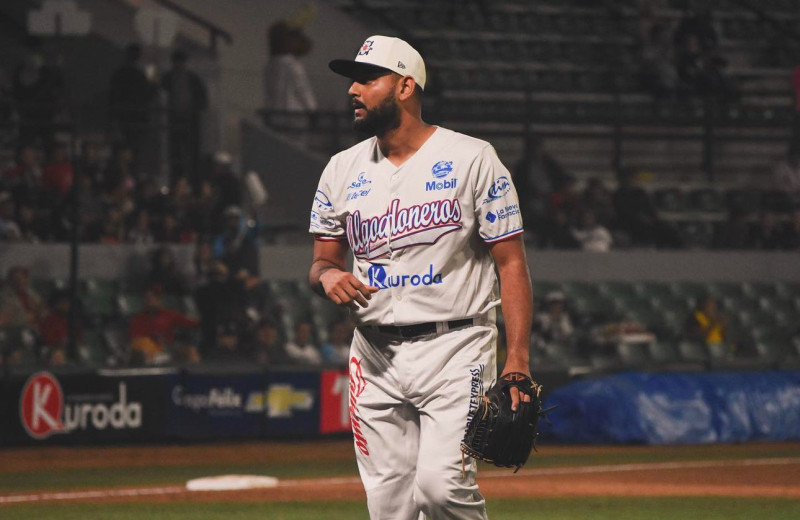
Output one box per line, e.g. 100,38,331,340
481,176,512,204
367,264,443,289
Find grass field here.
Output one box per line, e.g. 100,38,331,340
3,497,800,520
1,441,798,519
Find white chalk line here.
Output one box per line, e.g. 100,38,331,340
1,457,799,505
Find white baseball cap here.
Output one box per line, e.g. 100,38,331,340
329,35,426,91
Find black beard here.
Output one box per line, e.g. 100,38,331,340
353,93,400,137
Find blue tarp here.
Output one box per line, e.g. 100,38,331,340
540,371,800,444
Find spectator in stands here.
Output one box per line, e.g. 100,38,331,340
167,176,193,223
285,319,322,366
713,206,753,250
538,208,580,249
12,40,65,148
126,208,155,244
99,205,126,244
210,151,241,219
76,141,104,189
513,137,568,228
532,291,574,349
673,9,737,101
161,50,208,181
748,210,786,250
41,142,74,201
571,209,613,252
0,191,21,241
108,43,158,163
581,177,615,227
104,146,136,191
15,200,45,242
321,318,354,367
147,247,189,295
783,208,800,249
791,64,800,155
1,145,42,203
249,317,292,366
192,236,216,287
612,167,682,248
38,288,82,366
548,174,580,220
194,261,248,354
128,283,200,365
0,266,43,329
683,294,728,351
264,17,318,113
774,151,800,206
639,22,678,99
212,205,260,278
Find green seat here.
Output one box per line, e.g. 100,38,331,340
648,341,681,364
82,279,118,319
616,342,652,368
671,282,708,300
561,281,600,300
678,341,709,363
707,282,744,300
116,293,144,317
79,330,107,367
533,281,562,302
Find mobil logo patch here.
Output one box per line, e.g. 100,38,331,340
425,178,457,192
431,160,453,179
367,263,443,289
20,372,65,439
482,176,512,204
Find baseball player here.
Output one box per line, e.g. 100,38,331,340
308,35,533,519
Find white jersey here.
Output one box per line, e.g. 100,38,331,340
309,127,523,326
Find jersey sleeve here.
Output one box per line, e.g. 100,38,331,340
309,160,346,241
473,145,524,243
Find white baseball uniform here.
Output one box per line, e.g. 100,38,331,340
309,126,524,519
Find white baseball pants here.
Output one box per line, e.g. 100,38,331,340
348,318,497,520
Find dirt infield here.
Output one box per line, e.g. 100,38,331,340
1,442,799,505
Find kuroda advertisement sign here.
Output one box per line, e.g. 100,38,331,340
0,368,345,445
4,371,168,445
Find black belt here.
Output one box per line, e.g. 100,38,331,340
376,318,474,339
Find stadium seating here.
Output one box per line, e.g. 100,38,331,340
11,273,799,374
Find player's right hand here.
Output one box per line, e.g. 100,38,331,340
319,269,379,309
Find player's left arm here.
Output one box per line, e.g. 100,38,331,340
489,235,533,410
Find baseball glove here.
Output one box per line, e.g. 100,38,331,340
460,372,546,472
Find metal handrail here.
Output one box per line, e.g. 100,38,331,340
153,0,233,53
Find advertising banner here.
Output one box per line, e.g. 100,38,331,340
319,368,351,434
263,370,320,437
4,370,169,446
166,372,266,439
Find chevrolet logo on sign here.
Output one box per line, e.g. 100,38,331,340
266,384,313,418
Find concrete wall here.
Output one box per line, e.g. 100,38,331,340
2,244,799,283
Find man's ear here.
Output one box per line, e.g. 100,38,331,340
397,76,417,100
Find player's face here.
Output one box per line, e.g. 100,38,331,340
348,72,401,136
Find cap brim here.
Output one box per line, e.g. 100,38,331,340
329,59,394,81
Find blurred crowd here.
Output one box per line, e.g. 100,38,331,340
636,2,739,102
0,252,356,371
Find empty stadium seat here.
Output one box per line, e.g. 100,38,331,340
678,341,710,364
616,342,652,368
